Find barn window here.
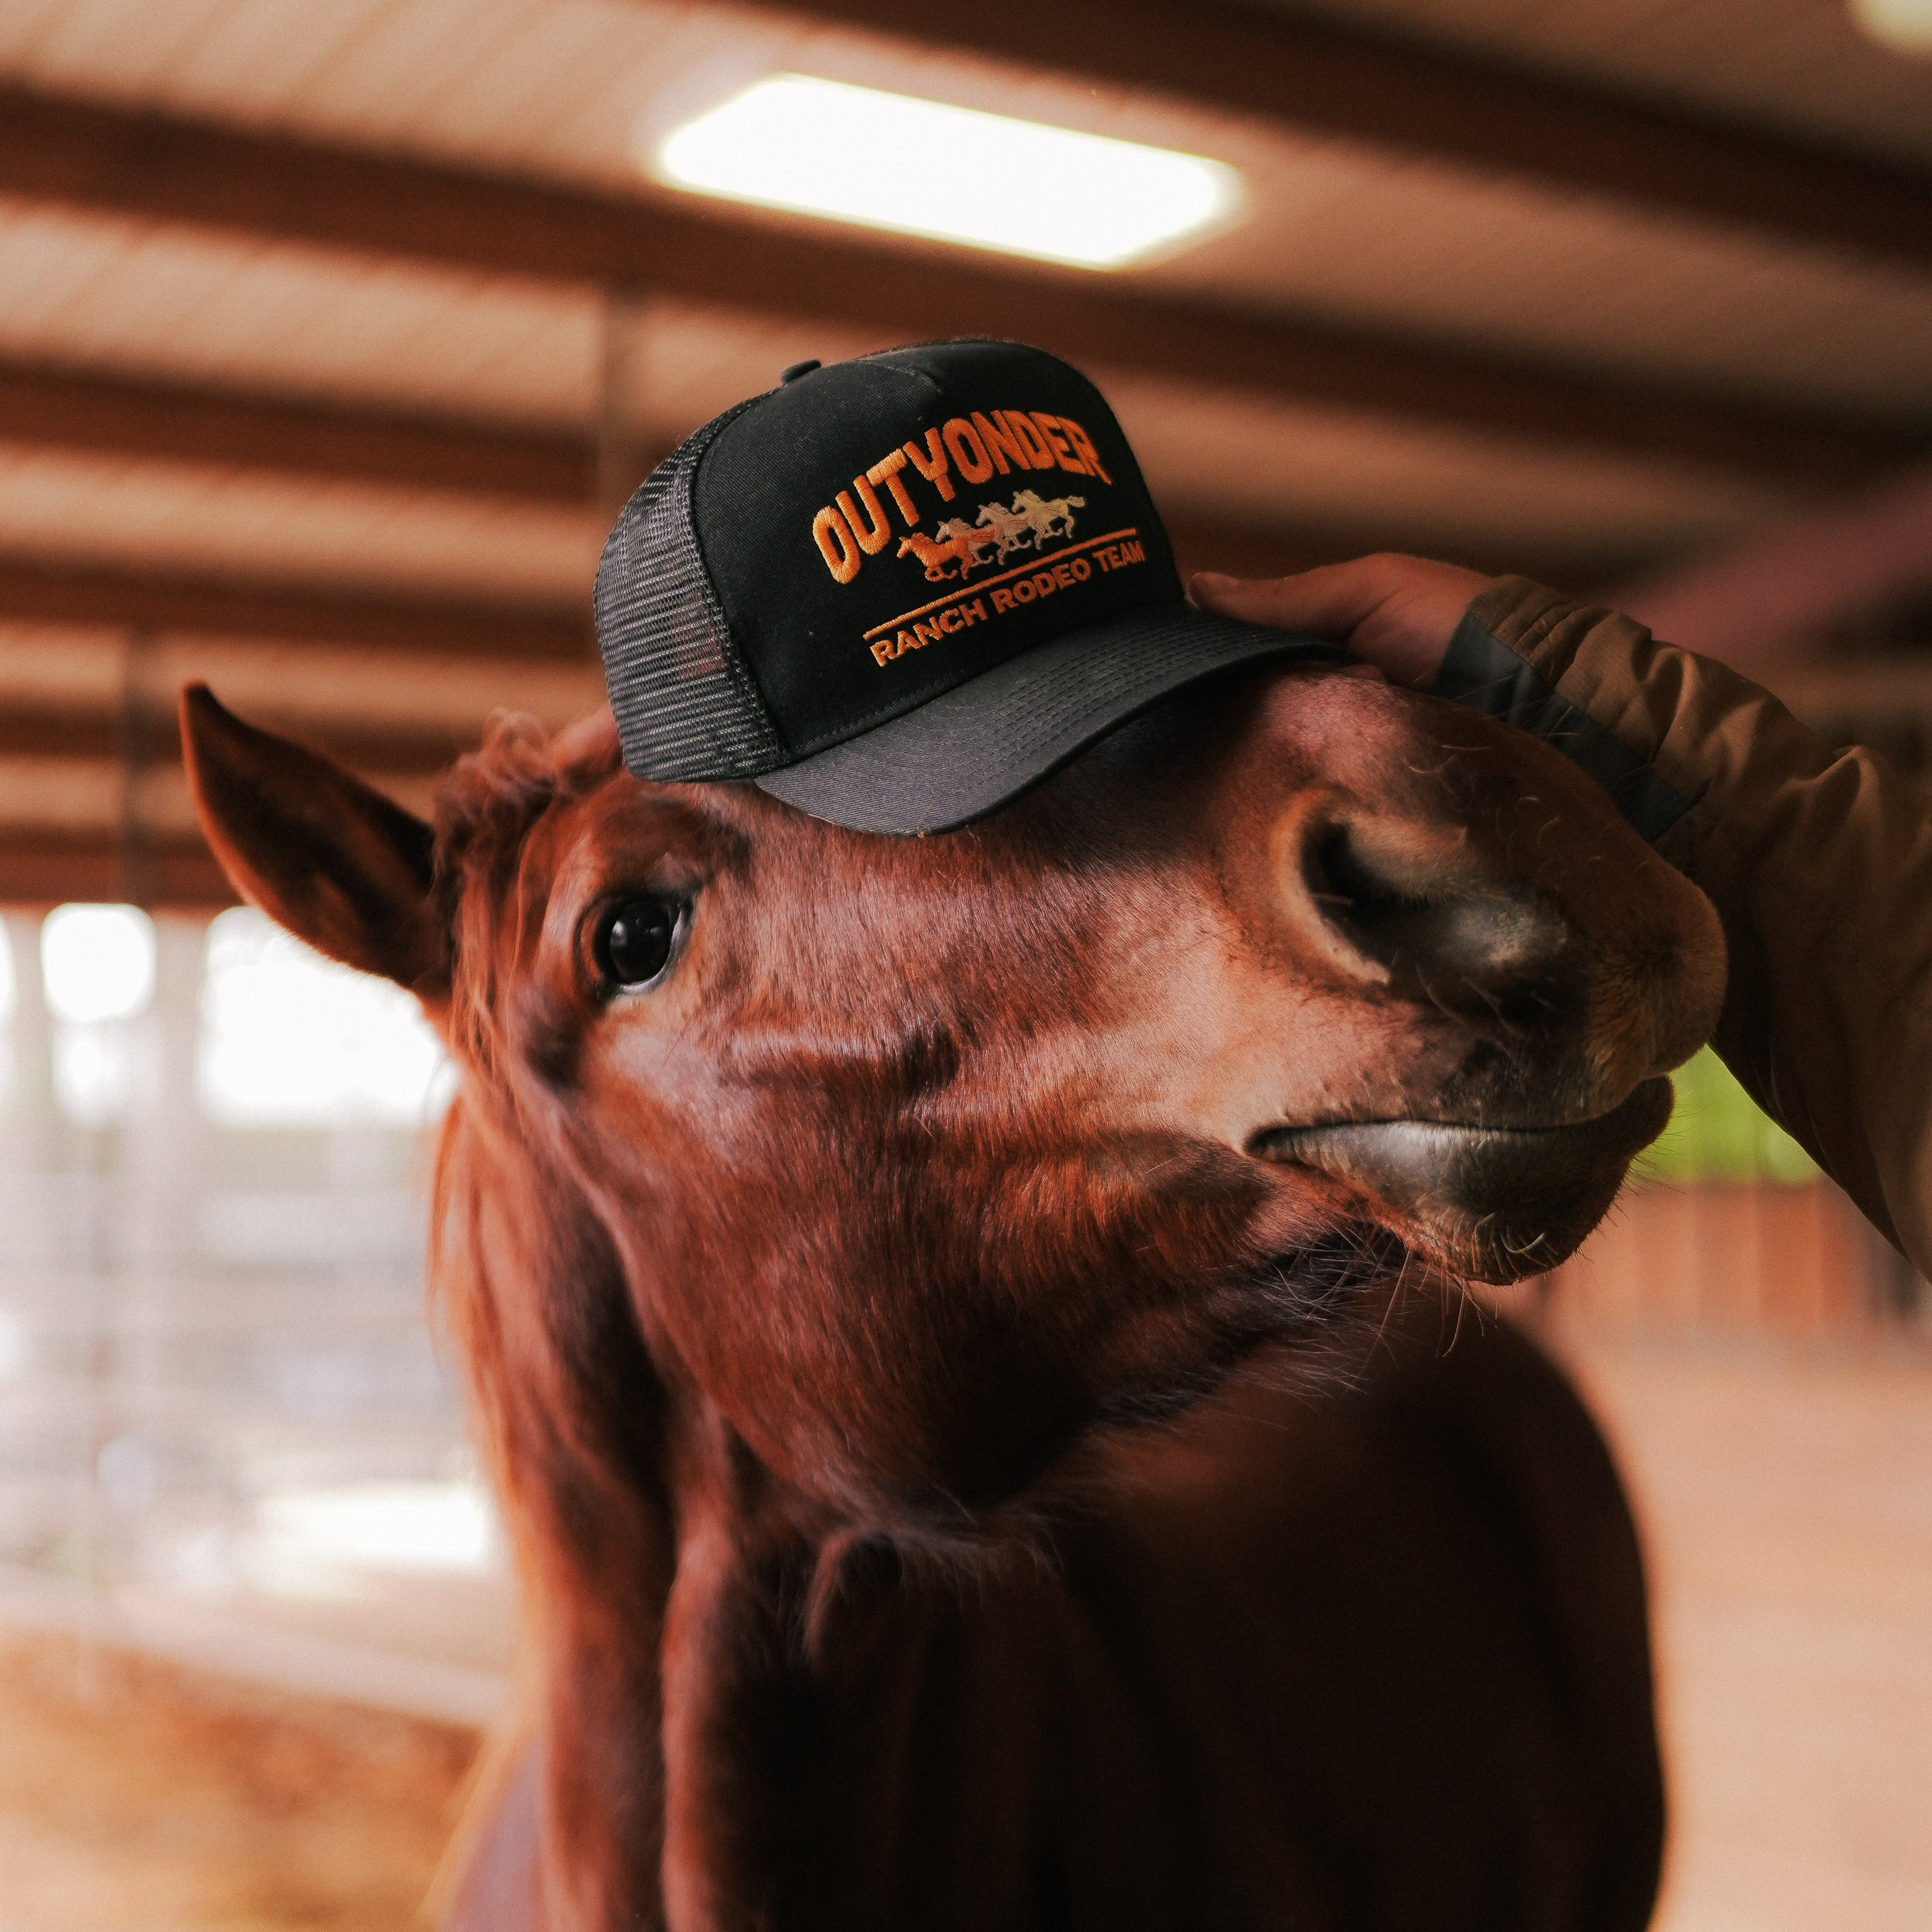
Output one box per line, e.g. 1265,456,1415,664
41,903,156,1126
195,908,451,1129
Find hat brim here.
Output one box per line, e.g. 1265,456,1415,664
754,602,1348,836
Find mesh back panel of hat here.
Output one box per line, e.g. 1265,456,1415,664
595,401,786,782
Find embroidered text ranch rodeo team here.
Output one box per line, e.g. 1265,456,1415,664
806,407,1148,669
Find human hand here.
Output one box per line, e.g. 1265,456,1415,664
1189,554,1491,690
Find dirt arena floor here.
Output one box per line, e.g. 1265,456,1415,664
1563,1332,1932,1932
0,1633,480,1931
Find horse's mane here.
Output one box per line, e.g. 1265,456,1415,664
423,704,647,1514
425,713,678,1922
427,1051,672,1926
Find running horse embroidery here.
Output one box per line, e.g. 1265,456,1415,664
899,492,1091,581
896,518,1004,582
977,488,1086,561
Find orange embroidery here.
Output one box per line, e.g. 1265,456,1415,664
996,411,1055,469
972,411,1031,475
1030,414,1082,474
813,504,861,584
943,417,994,484
897,519,1002,582
837,477,893,555
866,449,920,527
810,411,1116,582
864,527,1142,655
868,594,992,665
989,554,1094,611
1060,418,1111,484
902,429,956,502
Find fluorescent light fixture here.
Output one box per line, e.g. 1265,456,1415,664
654,75,1242,269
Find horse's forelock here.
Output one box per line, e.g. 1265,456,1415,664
431,708,623,1081
434,713,559,874
434,708,622,872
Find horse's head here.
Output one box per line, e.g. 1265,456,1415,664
183,661,1721,1523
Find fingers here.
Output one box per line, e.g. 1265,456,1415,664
1189,557,1405,638
1188,553,1492,689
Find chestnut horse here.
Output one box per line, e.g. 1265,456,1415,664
181,654,1725,1932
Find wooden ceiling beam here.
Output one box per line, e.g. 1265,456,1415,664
0,831,234,911
0,359,1729,575
0,554,593,660
0,350,1675,586
0,85,1917,485
0,358,626,503
778,0,1932,272
0,511,1623,686
0,700,471,774
0,361,593,503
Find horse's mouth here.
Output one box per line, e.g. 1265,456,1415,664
1250,1077,1673,1284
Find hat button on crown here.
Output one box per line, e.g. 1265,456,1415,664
780,359,822,384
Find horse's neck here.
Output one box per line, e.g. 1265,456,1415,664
450,1453,1230,1932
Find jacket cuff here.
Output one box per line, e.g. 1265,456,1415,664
1434,575,1692,843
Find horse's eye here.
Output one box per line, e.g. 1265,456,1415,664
595,898,682,991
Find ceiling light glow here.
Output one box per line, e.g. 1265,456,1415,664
653,75,1243,269
1847,0,1932,52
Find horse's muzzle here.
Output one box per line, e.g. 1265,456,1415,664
1251,1076,1674,1283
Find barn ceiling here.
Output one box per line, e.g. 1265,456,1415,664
0,0,1926,906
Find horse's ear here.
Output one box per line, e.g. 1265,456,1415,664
180,683,449,1001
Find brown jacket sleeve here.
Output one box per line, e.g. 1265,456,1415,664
1440,575,1932,1273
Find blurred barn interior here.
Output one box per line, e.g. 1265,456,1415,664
0,1,1927,1927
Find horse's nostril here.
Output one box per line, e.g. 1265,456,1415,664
1305,823,1569,1007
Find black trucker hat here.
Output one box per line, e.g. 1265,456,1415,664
595,339,1342,835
